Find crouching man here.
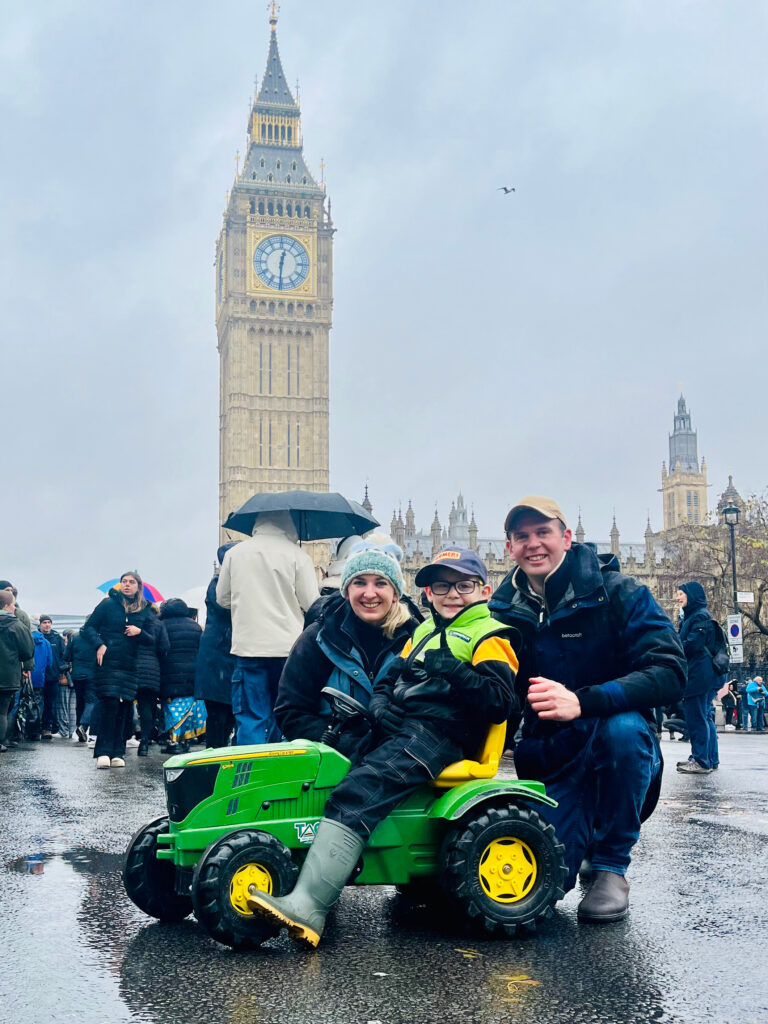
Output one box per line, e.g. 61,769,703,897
489,496,685,922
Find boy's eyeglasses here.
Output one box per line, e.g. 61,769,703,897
429,579,481,595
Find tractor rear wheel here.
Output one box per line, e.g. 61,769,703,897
441,803,566,938
123,816,193,922
192,829,298,949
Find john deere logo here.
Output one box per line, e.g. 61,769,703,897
294,821,319,844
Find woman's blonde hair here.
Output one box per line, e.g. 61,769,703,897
120,571,147,614
380,598,412,639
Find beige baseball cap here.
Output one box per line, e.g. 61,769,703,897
504,496,567,536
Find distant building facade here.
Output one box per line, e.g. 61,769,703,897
217,9,333,532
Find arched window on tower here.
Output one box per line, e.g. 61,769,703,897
294,205,301,218
281,125,286,142
260,157,265,168
250,300,256,312
302,176,307,185
249,199,255,213
287,126,292,142
268,124,273,141
304,205,310,218
292,161,297,171
261,124,266,140
287,302,294,314
276,160,281,170
251,172,256,180
268,201,274,215
305,304,313,316
268,301,275,314
286,202,292,215
258,201,265,215
277,202,283,216
286,174,291,183
267,173,273,183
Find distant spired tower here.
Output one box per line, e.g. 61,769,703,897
660,394,708,529
216,6,333,530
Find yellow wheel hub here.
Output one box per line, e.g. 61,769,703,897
230,863,273,914
478,837,537,903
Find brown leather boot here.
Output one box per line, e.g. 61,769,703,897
577,870,629,922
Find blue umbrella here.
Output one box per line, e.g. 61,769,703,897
222,490,379,542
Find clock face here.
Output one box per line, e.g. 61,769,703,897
253,234,310,291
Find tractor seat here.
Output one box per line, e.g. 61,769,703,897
432,721,507,789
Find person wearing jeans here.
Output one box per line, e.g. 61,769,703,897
676,582,725,773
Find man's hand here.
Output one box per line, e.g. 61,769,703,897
527,677,582,722
124,625,141,637
59,674,68,686
96,645,107,666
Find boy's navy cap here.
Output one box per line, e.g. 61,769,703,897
415,548,487,587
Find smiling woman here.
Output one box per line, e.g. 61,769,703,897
274,545,421,761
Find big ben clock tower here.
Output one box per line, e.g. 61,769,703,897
217,5,333,528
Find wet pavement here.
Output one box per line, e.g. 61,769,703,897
1,732,766,1024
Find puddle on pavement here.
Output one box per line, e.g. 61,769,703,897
6,846,124,876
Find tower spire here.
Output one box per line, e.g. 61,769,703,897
269,1,279,30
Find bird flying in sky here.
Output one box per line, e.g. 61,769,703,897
498,186,515,194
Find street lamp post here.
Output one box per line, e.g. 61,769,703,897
722,503,740,616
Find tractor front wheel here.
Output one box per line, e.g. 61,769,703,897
192,829,298,949
123,816,193,922
441,803,566,938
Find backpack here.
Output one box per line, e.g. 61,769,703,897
707,621,730,675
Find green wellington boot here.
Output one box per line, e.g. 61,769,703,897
247,818,364,947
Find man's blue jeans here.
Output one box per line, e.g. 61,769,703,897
683,689,719,769
231,657,285,745
532,712,661,892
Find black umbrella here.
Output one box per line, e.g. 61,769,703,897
222,490,379,542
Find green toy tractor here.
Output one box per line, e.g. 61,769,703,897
123,689,567,949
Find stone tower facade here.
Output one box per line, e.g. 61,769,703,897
660,394,708,529
217,9,333,530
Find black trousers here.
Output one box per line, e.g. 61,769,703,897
204,699,235,748
93,698,132,759
324,722,462,840
136,690,158,741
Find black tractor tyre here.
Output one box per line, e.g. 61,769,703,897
191,829,298,950
123,816,193,922
440,803,566,938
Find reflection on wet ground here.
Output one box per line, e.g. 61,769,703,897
1,734,767,1024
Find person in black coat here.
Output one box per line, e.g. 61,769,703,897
194,545,236,748
159,599,204,752
67,629,99,742
81,572,155,768
134,606,169,756
676,581,723,774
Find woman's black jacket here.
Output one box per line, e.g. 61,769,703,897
194,576,236,705
275,598,419,759
160,600,203,700
81,590,154,701
135,607,170,695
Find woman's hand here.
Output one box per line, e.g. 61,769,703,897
125,625,142,637
96,645,107,666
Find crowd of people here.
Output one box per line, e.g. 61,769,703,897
0,493,759,939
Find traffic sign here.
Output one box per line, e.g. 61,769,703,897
737,592,755,604
727,614,743,643
729,643,744,665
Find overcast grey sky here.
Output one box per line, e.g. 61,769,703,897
2,0,766,613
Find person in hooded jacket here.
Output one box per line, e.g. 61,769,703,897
676,582,726,773
67,628,99,742
194,545,237,747
26,622,53,740
133,605,170,756
81,572,155,768
489,496,686,924
159,599,204,752
275,543,421,761
0,590,35,750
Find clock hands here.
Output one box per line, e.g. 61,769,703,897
278,250,286,290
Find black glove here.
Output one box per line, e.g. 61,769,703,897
369,695,406,736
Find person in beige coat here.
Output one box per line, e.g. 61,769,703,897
216,513,319,744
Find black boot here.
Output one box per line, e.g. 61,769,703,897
137,740,149,757
577,871,630,922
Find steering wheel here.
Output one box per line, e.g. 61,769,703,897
321,686,375,725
